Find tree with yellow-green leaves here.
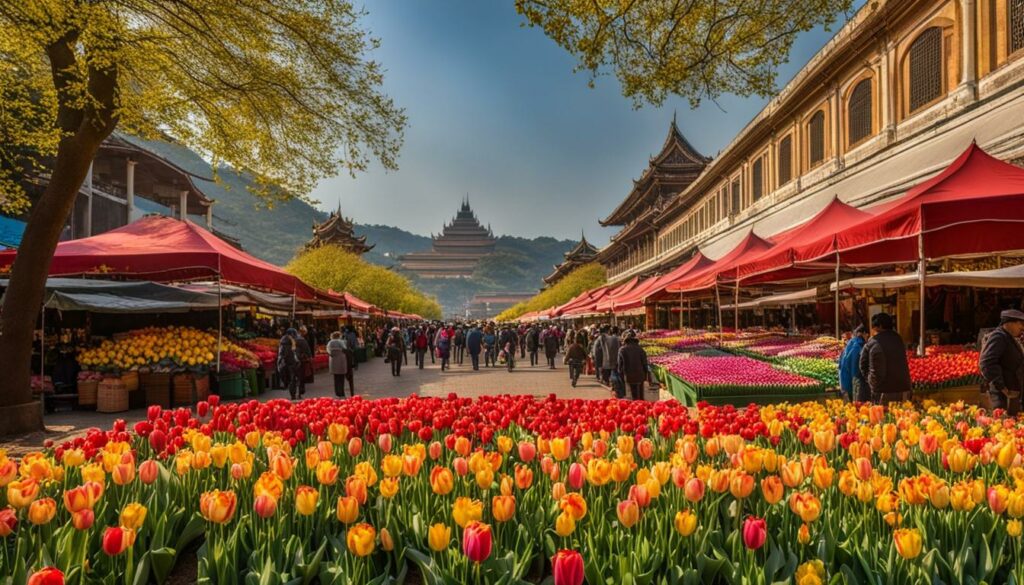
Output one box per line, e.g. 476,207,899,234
515,0,853,107
287,245,442,320
497,263,606,322
0,1,405,433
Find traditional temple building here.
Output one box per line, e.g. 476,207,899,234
304,205,374,255
598,0,1024,290
595,116,711,280
543,232,600,287
399,198,497,278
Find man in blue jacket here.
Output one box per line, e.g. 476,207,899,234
839,324,869,401
466,324,483,371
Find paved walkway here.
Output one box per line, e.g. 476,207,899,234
2,352,613,455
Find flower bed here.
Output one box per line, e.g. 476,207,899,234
663,355,824,397
4,397,1024,585
908,350,983,390
777,356,839,388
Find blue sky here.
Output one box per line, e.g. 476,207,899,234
311,1,858,244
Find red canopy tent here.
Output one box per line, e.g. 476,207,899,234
731,197,874,284
803,143,1024,266
557,286,612,317
665,231,775,294
608,252,714,313
0,216,320,299
593,276,641,313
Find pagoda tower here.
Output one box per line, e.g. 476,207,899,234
304,205,374,255
399,196,497,278
544,231,599,287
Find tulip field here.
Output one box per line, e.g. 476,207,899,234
3,394,1024,585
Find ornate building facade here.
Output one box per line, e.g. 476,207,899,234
599,0,1024,285
544,233,600,287
399,198,497,278
304,206,374,255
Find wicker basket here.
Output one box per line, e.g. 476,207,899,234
141,372,172,408
173,373,211,406
96,378,129,413
120,370,140,392
78,380,99,406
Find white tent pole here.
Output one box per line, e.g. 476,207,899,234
733,279,740,331
216,269,223,374
834,251,841,337
715,282,724,344
678,292,683,330
917,232,927,357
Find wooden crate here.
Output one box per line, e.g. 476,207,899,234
78,380,99,406
173,373,210,406
141,372,172,408
96,378,129,413
120,370,140,392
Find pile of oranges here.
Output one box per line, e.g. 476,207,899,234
76,326,256,372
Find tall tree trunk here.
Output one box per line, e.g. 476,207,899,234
0,133,106,434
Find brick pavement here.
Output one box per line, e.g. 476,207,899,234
2,352,616,455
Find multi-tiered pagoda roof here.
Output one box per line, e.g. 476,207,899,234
399,197,497,279
544,232,599,287
304,205,374,255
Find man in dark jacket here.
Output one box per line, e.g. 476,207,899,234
453,326,465,365
526,325,540,366
859,313,912,403
295,326,313,397
979,309,1024,415
466,324,483,370
542,326,560,369
617,331,649,400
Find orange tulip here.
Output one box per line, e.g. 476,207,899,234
7,478,39,509
559,492,587,520
254,472,284,500
761,475,784,505
316,461,339,486
729,471,755,500
515,465,533,490
616,499,640,528
380,477,399,499
788,492,821,523
199,490,237,524
430,466,454,495
336,496,360,524
138,460,159,485
684,477,705,503
346,475,368,505
491,495,515,522
28,498,57,525
253,495,277,519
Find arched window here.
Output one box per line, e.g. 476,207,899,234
847,78,873,146
908,27,944,113
1012,0,1024,55
778,136,792,185
751,157,764,202
808,111,825,167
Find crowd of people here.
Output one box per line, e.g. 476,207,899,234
837,309,1024,414
272,319,656,402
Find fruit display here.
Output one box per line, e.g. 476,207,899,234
76,326,258,373
10,397,1024,584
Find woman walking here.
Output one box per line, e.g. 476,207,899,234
277,329,301,400
386,327,406,376
327,331,349,397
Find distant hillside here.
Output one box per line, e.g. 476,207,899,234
123,134,579,312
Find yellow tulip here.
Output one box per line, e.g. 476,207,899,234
295,486,319,516
428,523,451,551
893,528,922,559
380,477,399,499
491,495,515,523
120,503,147,530
452,497,483,528
346,523,376,557
554,511,575,537
673,510,697,536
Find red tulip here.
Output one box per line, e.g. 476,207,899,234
102,526,136,555
462,521,492,563
742,516,767,550
28,567,64,585
552,549,584,585
568,463,585,490
0,507,17,536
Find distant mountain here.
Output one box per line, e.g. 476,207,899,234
120,135,579,309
